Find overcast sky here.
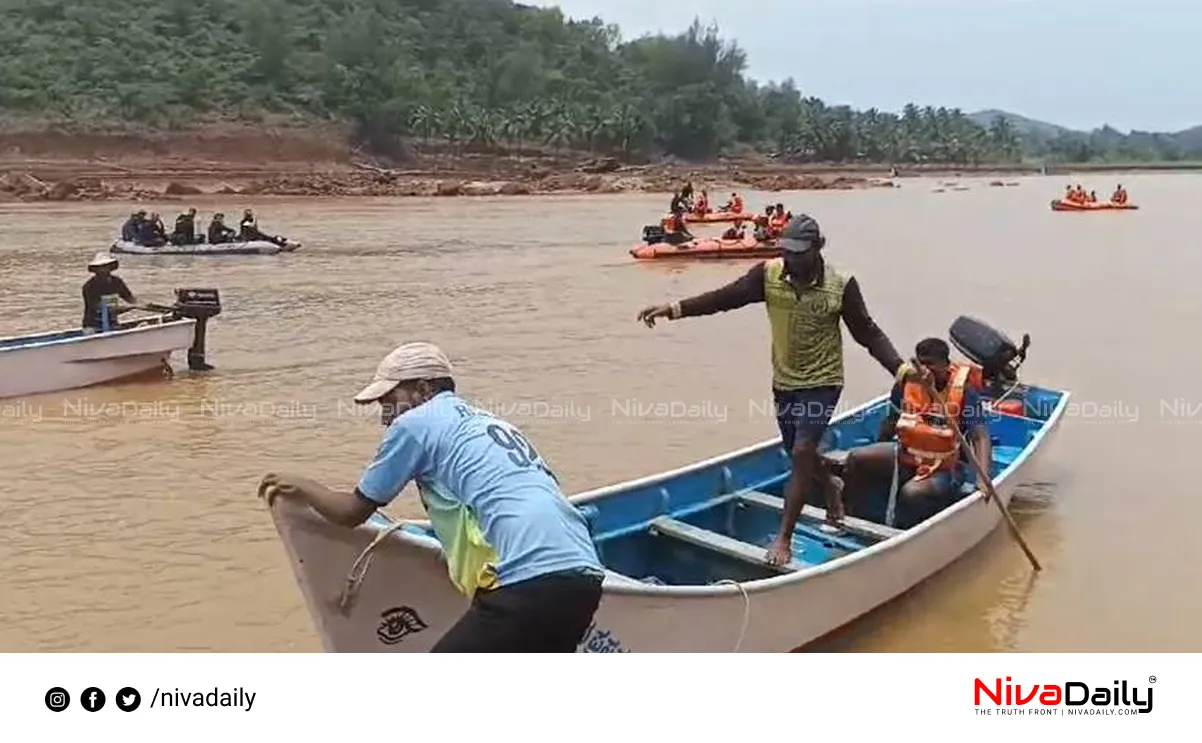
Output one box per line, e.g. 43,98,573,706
529,0,1201,133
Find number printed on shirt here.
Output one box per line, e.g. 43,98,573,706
485,422,559,483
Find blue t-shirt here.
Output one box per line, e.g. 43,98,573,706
356,391,602,590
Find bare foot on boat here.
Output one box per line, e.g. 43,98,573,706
825,476,845,525
765,538,793,566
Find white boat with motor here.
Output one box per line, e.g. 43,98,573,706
110,239,300,256
0,289,223,399
265,316,1069,652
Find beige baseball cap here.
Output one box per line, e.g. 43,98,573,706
353,341,453,404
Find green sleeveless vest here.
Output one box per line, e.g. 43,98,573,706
763,258,848,389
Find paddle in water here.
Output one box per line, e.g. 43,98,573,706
910,358,1042,572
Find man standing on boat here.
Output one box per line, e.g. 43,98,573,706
82,252,139,333
636,215,915,566
258,342,605,652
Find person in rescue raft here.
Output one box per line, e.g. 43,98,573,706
840,338,993,529
82,252,139,333
171,208,202,245
258,342,605,652
636,214,919,566
208,213,237,244
120,210,147,242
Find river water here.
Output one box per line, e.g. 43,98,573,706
2,174,1200,652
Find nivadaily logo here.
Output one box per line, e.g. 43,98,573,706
974,676,1154,715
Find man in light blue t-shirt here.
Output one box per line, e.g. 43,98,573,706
259,341,603,652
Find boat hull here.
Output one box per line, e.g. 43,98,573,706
631,235,780,261
661,210,757,227
110,239,299,255
0,318,197,399
1050,199,1138,212
268,385,1069,652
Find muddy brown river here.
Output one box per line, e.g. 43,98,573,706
2,174,1200,651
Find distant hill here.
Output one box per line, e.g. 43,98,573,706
967,110,1074,140
1172,125,1202,152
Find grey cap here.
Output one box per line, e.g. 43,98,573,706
779,214,825,254
354,341,453,403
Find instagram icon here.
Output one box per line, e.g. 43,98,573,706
44,687,70,712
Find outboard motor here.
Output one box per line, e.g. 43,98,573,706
948,315,1030,406
642,224,666,245
170,288,222,371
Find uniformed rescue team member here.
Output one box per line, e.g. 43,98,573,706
258,342,605,652
636,214,920,566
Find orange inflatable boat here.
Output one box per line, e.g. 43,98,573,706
1050,199,1139,212
631,234,781,260
660,210,758,227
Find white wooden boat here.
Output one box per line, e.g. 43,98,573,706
1,288,222,399
110,239,299,256
266,318,1069,652
0,316,197,399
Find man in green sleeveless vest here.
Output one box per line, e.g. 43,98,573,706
637,215,918,566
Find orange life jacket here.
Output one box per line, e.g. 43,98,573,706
768,214,787,232
695,197,709,214
731,196,744,212
896,363,971,479
965,362,984,391
1113,190,1127,204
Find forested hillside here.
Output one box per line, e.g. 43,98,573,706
1,0,1198,164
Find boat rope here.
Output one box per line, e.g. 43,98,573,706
340,520,756,651
337,519,415,616
712,579,751,652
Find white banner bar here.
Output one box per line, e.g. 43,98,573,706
3,653,1186,740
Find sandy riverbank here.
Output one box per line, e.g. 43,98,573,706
1,124,1196,204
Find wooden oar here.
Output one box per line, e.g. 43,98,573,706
910,359,1043,572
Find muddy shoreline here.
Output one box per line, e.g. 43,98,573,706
1,125,1198,204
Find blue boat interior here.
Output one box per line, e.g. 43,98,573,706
0,319,168,352
390,385,1062,588
0,328,87,351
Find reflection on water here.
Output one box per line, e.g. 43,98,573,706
3,176,1202,651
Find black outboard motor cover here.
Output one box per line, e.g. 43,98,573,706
949,315,1017,376
171,288,221,371
172,288,222,320
642,225,666,245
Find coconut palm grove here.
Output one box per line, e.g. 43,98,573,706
1,0,1199,163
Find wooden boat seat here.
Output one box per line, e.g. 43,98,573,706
738,490,902,543
650,517,804,573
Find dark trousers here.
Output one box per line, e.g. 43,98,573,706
772,385,843,453
431,569,603,653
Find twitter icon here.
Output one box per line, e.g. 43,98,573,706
115,687,141,712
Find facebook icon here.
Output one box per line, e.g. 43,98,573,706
80,687,106,712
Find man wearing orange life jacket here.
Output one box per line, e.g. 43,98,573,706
767,205,789,237
1111,184,1128,204
838,337,994,530
663,206,694,244
693,190,710,215
721,192,745,213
